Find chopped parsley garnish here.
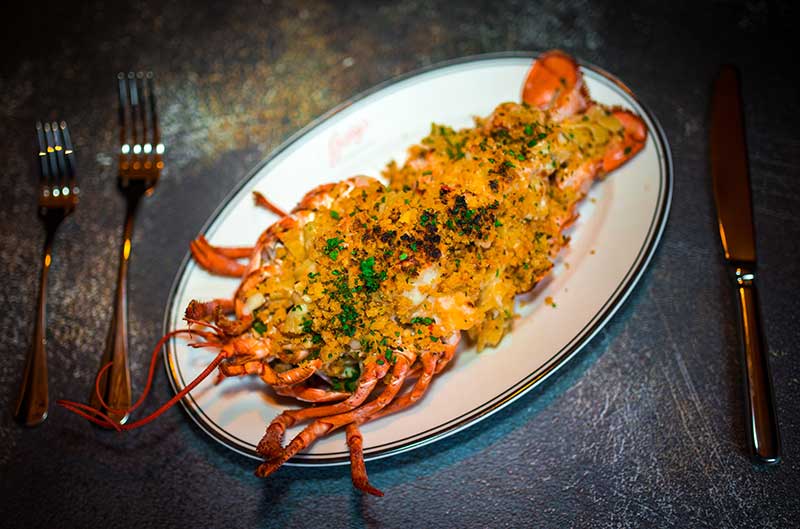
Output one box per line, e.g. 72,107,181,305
433,124,467,160
419,210,437,227
338,304,359,336
301,318,322,344
325,237,345,260
527,132,548,147
252,320,267,334
359,256,387,293
399,252,408,261
410,316,434,325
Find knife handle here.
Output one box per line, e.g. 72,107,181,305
733,265,781,464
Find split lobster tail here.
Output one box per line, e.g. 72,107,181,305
603,109,647,172
522,49,589,119
523,50,647,174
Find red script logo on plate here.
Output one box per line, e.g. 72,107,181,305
328,119,368,168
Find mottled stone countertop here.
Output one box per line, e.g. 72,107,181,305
1,1,798,527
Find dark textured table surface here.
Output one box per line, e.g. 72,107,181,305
1,1,799,527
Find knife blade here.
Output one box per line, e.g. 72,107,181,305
710,67,757,263
710,65,781,464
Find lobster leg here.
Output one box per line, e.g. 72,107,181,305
322,351,440,494
185,298,234,320
255,353,415,478
434,334,460,374
196,235,253,258
346,423,384,497
218,359,265,377
185,298,254,338
257,360,391,458
261,359,321,386
252,190,289,217
190,236,248,277
218,357,322,387
273,384,350,403
368,352,438,422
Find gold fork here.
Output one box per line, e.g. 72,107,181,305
15,121,79,426
88,72,163,424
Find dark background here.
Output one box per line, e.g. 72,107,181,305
1,1,799,527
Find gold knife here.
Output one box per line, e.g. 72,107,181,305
710,65,780,464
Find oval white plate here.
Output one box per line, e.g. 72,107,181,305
164,52,672,465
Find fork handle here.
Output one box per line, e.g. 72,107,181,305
733,266,781,464
89,197,139,424
15,230,56,426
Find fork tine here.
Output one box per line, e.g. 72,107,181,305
138,74,151,169
43,123,60,195
146,73,159,135
117,72,129,154
60,121,77,188
136,72,148,167
51,121,68,190
128,72,141,159
118,72,132,179
145,72,162,166
116,70,162,182
137,72,148,134
35,122,50,188
140,73,152,152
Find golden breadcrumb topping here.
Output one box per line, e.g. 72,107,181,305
245,101,625,385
